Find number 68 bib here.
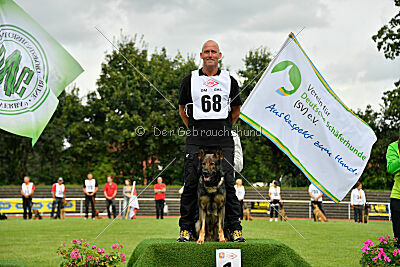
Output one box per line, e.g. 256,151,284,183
191,70,231,120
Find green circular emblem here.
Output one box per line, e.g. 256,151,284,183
0,24,49,115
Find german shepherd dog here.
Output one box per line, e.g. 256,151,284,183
32,209,42,220
362,204,369,224
195,148,226,244
312,204,328,222
243,202,253,221
278,202,288,222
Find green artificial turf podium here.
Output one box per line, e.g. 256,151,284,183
127,238,310,267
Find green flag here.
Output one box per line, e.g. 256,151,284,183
0,0,83,145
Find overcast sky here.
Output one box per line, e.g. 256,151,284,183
15,0,399,111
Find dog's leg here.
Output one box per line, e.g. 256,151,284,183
218,207,226,242
197,209,206,244
197,195,209,244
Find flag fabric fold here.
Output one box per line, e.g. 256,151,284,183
240,33,377,202
0,0,83,145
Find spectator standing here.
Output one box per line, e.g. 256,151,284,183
21,176,35,220
154,177,166,219
308,183,327,221
51,177,65,219
351,182,366,223
387,132,400,246
104,176,117,219
83,173,98,220
121,179,132,219
234,179,245,220
268,180,281,222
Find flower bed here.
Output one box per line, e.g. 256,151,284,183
360,235,400,266
57,238,126,266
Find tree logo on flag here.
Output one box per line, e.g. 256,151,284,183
0,25,48,115
271,60,301,96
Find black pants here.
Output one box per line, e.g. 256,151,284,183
51,197,63,218
239,200,243,220
354,205,363,223
391,198,400,245
270,200,280,218
22,196,32,219
106,199,117,219
311,201,327,221
85,194,96,218
156,199,164,219
179,144,242,232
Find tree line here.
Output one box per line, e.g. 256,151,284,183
0,1,399,188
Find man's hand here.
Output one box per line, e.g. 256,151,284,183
231,105,241,124
179,105,189,128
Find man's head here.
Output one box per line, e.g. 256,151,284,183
107,176,112,183
58,177,63,184
24,176,30,183
87,173,93,180
157,177,163,184
200,40,221,70
125,179,130,186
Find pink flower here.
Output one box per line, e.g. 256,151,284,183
104,254,108,258
120,244,123,248
361,246,370,254
393,248,400,256
70,248,78,259
384,256,391,262
84,242,89,247
98,248,105,254
378,236,387,244
86,255,92,262
92,245,97,249
120,253,126,263
364,240,374,247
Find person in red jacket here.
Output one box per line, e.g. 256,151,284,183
154,177,166,219
104,176,117,219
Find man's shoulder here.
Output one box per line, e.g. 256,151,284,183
181,73,193,83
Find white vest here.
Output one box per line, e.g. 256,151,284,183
84,179,96,193
190,70,231,120
21,183,34,195
54,183,65,198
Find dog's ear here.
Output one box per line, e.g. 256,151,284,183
198,149,205,160
215,149,223,161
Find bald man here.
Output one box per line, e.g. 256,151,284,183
177,40,245,242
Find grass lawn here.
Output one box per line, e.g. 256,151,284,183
0,217,392,266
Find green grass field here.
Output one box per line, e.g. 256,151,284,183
0,217,392,266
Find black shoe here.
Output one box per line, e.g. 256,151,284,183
229,230,246,242
177,230,193,242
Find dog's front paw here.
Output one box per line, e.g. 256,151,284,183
219,237,226,243
197,238,204,244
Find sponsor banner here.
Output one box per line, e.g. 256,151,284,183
250,201,270,214
368,204,389,217
240,33,377,202
0,0,83,145
216,249,241,267
0,199,75,213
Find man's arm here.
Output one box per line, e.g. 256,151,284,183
30,184,35,196
104,185,108,198
161,185,166,193
232,105,241,124
112,185,117,198
179,105,189,128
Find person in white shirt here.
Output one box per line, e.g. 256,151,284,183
308,183,327,221
82,173,98,220
268,181,282,222
21,176,35,220
51,177,65,219
351,182,366,223
234,179,245,220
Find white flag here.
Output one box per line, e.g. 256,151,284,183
0,0,83,145
240,33,377,202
